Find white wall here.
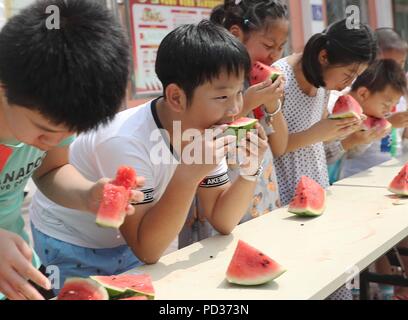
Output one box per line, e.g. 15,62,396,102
0,0,6,29
375,0,394,28
301,0,327,42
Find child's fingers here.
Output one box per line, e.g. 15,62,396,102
253,123,267,141
335,117,361,127
129,190,145,204
125,204,136,216
5,269,45,300
14,236,33,263
0,280,27,300
134,176,145,188
13,253,50,292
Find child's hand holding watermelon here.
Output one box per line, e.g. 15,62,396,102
86,167,145,229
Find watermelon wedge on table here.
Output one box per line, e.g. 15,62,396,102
288,176,326,217
249,61,284,120
57,278,109,300
226,240,286,286
90,274,155,299
389,163,408,197
96,166,137,229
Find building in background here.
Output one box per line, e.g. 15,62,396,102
2,0,405,104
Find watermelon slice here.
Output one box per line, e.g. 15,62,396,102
226,240,286,286
249,61,284,120
0,145,13,173
362,116,392,131
96,166,137,229
329,95,363,120
57,278,109,300
90,274,155,299
119,296,148,300
389,163,408,197
96,184,129,228
113,166,137,190
288,176,326,217
226,117,258,142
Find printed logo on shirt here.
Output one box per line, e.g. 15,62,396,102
0,155,45,192
199,172,230,188
132,188,154,205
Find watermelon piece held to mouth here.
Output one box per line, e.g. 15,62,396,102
250,61,284,120
329,95,363,120
96,166,137,229
288,176,326,217
389,163,408,197
226,117,258,142
57,278,109,300
362,116,392,131
226,240,286,286
90,274,155,299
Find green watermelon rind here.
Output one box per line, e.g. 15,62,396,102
270,71,284,83
388,187,408,197
57,278,109,300
328,112,361,120
226,118,258,142
95,215,126,229
288,190,326,217
90,276,155,300
226,268,287,286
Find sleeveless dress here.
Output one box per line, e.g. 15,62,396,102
273,58,330,206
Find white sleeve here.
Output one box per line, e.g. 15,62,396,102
199,157,230,188
94,137,155,205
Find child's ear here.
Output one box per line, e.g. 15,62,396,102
318,49,329,66
229,25,245,42
165,84,187,113
355,86,370,102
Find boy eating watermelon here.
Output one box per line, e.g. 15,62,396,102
0,0,144,300
29,20,268,294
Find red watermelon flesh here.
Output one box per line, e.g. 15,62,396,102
113,166,137,190
57,278,109,300
389,163,408,196
226,240,286,286
288,176,326,217
96,184,128,228
91,274,155,299
329,95,363,120
249,61,283,120
362,116,392,131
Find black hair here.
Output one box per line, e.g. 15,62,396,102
376,28,408,55
210,0,288,34
302,19,377,88
155,20,251,103
351,59,407,96
0,0,130,133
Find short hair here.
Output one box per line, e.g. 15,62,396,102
351,59,407,96
155,20,251,103
0,0,130,132
376,28,408,55
302,19,377,88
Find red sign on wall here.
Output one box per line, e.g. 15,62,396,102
129,0,222,97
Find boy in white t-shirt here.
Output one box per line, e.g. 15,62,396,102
29,21,268,293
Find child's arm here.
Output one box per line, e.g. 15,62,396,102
0,228,50,300
197,123,268,234
32,145,144,214
264,100,289,157
387,111,408,128
120,125,267,264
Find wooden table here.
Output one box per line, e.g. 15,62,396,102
334,154,408,188
127,180,408,299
